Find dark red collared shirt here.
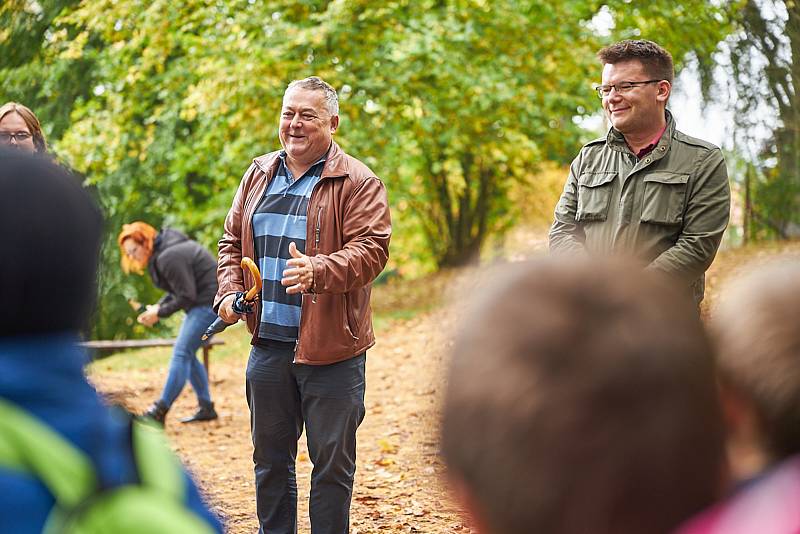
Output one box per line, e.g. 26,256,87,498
634,123,667,159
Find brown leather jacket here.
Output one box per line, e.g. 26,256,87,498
214,141,391,364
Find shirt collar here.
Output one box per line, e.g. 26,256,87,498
634,123,668,159
607,110,674,156
277,146,330,168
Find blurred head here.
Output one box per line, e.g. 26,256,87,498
117,222,158,275
279,76,339,168
596,40,673,136
441,258,726,534
0,102,47,153
0,149,103,336
713,261,800,462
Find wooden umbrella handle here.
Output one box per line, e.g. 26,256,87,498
241,257,262,302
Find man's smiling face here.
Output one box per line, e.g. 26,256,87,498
601,60,667,137
279,87,338,168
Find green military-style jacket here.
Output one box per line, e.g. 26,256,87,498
549,110,730,304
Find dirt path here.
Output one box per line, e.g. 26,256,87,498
89,241,800,533
91,302,469,533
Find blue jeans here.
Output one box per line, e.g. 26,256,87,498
159,305,217,407
246,341,366,534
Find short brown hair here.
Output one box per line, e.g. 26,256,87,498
441,258,724,534
713,261,800,459
597,39,674,83
0,102,47,153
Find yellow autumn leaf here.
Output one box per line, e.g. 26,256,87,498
377,438,398,454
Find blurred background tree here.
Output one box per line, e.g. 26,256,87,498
724,0,800,241
1,0,742,338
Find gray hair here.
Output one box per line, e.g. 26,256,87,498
285,76,339,116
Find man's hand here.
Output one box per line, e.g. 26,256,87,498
281,242,314,295
137,304,160,327
218,293,241,323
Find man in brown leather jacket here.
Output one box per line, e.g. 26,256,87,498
214,77,391,534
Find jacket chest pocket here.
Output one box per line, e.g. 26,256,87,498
576,172,616,222
640,172,689,225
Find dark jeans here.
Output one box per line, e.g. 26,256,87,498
246,341,366,534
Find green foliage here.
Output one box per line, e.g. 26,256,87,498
605,0,740,93
306,1,599,266
724,0,800,239
0,0,91,143
1,0,734,338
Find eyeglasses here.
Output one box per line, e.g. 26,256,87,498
594,80,661,99
0,131,33,143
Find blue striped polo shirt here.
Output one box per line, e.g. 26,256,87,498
253,151,326,341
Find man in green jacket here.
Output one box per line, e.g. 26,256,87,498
549,39,730,305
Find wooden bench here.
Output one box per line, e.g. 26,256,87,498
81,338,225,377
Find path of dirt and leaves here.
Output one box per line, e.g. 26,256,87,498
88,238,800,533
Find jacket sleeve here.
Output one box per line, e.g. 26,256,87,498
549,153,588,255
156,293,177,316
214,164,254,312
310,176,391,294
646,148,730,282
181,473,224,532
154,249,198,317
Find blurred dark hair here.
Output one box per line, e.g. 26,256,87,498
441,257,725,534
0,149,103,335
598,39,674,83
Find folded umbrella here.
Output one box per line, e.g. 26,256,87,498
201,257,262,340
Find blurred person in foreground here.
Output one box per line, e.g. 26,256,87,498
676,261,800,534
0,149,222,533
441,258,727,534
216,76,391,533
0,101,47,154
549,39,730,307
118,222,219,425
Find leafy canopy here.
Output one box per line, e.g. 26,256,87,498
1,0,733,338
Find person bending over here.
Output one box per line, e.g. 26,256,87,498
118,222,219,424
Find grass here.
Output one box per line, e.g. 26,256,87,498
87,322,253,374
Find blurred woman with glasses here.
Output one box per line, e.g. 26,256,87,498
0,102,47,154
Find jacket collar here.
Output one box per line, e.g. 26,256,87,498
607,109,676,156
252,141,349,181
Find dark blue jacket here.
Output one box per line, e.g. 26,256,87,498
0,333,223,533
